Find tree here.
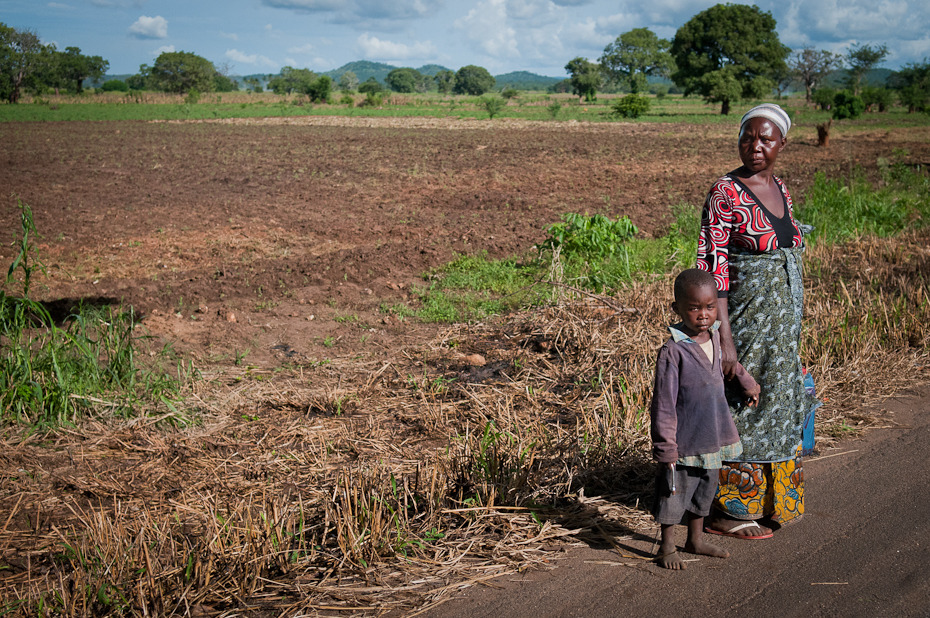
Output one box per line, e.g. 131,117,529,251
889,61,930,113
57,46,108,93
386,67,422,93
599,28,674,94
101,79,129,92
670,4,789,114
453,65,494,95
268,66,316,95
358,77,384,95
845,44,888,95
791,48,842,103
434,69,455,94
338,70,358,92
564,57,601,102
832,91,865,120
150,51,218,94
0,23,44,103
213,73,238,93
127,65,151,91
305,75,332,103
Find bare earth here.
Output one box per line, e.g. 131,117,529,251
3,116,929,366
430,385,930,617
2,115,930,613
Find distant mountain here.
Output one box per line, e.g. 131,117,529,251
823,68,894,88
323,61,398,84
417,64,452,77
493,71,561,90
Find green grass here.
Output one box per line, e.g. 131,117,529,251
1,201,194,429
6,91,928,127
403,206,699,323
398,163,928,324
798,156,930,243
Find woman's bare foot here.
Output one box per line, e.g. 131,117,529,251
658,550,686,570
704,517,773,539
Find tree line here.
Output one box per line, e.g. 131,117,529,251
565,4,929,116
0,23,108,103
3,4,928,115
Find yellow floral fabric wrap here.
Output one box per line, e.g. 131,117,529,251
713,446,804,523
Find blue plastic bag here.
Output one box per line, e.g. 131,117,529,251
801,368,818,456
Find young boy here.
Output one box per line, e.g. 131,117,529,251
650,268,760,570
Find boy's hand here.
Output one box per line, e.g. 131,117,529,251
744,383,761,407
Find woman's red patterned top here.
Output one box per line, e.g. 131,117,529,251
696,175,803,295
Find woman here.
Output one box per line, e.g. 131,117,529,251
696,103,820,539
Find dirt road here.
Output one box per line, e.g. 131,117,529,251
430,386,930,617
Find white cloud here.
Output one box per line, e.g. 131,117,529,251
220,32,239,41
152,45,175,56
47,2,73,9
456,0,519,58
225,49,277,67
129,15,168,40
356,33,437,60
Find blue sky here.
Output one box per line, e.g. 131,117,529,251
3,0,928,77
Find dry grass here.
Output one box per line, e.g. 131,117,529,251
1,232,927,614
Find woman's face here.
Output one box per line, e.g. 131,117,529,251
738,117,786,174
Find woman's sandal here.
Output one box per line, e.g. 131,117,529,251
703,521,774,539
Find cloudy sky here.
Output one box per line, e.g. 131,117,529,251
5,0,928,77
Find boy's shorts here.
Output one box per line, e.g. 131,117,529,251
652,464,718,525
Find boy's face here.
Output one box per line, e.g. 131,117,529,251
672,284,718,337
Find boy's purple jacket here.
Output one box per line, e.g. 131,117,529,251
650,324,759,464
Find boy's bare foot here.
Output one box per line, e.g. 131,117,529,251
684,539,729,559
657,550,686,570
704,517,773,539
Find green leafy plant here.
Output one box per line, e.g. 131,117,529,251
481,96,506,119
832,91,865,120
547,100,562,119
610,93,651,119
537,213,639,260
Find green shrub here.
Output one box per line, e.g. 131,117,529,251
340,93,355,106
101,79,129,92
185,89,200,104
813,87,837,110
501,88,518,99
306,75,332,103
482,96,506,119
358,78,384,95
832,91,865,120
610,93,651,119
359,92,383,107
861,86,892,112
537,213,638,260
547,100,562,119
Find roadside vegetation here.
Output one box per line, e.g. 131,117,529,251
2,137,927,612
0,201,194,429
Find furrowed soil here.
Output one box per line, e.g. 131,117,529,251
3,116,927,366
2,114,929,614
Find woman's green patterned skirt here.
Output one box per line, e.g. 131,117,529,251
713,246,820,524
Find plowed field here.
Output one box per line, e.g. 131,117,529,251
4,115,927,367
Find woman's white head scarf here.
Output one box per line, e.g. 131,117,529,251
740,103,791,138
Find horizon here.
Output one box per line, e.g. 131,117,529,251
7,1,927,78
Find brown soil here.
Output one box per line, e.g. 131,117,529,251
2,115,929,613
4,116,928,367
